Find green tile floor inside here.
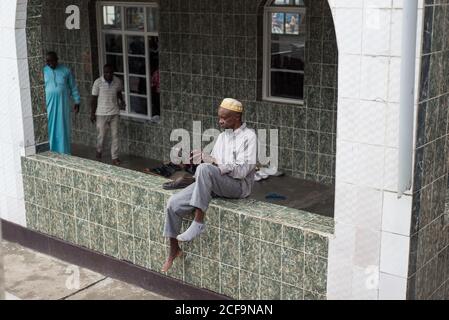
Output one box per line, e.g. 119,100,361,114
21,152,333,300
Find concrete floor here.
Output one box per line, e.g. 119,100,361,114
1,240,169,300
73,143,335,217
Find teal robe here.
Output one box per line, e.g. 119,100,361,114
43,64,80,155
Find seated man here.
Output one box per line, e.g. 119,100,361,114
162,98,257,272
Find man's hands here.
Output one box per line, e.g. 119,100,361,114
190,149,217,165
74,104,80,114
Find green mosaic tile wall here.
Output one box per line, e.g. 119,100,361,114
29,0,338,185
21,152,333,300
27,0,48,146
409,0,449,300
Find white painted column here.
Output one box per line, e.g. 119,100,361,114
0,0,34,226
0,222,4,300
326,0,423,300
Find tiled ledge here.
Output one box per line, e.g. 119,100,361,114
21,152,334,300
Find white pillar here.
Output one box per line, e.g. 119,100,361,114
0,0,33,226
0,221,4,300
327,0,423,300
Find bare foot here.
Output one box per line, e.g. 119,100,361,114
161,249,182,273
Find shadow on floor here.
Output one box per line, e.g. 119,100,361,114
72,144,334,218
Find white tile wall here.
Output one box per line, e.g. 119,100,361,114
328,222,356,264
327,261,353,299
383,147,399,192
338,99,388,145
379,272,408,300
328,0,421,300
355,143,385,189
334,183,383,229
380,231,410,277
390,10,403,57
0,0,33,226
385,103,400,148
351,265,379,300
335,9,363,55
365,0,392,8
356,100,387,145
388,58,401,103
360,55,390,101
339,54,362,99
362,7,391,56
353,227,381,267
382,191,412,236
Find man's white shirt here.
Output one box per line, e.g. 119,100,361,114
211,123,257,197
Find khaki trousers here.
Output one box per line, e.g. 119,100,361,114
96,114,120,160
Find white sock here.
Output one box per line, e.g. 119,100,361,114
176,221,206,242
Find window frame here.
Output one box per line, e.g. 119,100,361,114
263,3,306,105
96,1,159,120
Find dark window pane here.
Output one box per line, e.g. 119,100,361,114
149,36,160,116
125,7,144,31
271,42,305,71
129,57,146,75
271,71,303,100
105,34,122,53
128,36,145,55
130,96,148,115
147,7,159,32
148,36,159,67
271,32,305,42
129,76,147,95
272,0,304,6
151,91,160,116
106,55,123,73
102,6,121,29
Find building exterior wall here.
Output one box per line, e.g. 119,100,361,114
3,0,444,300
408,0,449,300
37,0,339,185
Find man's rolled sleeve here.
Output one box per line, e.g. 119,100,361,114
222,134,257,180
91,79,100,96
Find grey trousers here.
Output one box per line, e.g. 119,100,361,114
96,114,120,160
163,163,245,238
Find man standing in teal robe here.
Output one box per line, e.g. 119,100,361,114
43,51,81,154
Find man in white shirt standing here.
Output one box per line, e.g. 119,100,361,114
161,98,258,272
91,64,125,165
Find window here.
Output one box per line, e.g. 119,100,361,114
97,2,160,119
263,0,306,104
